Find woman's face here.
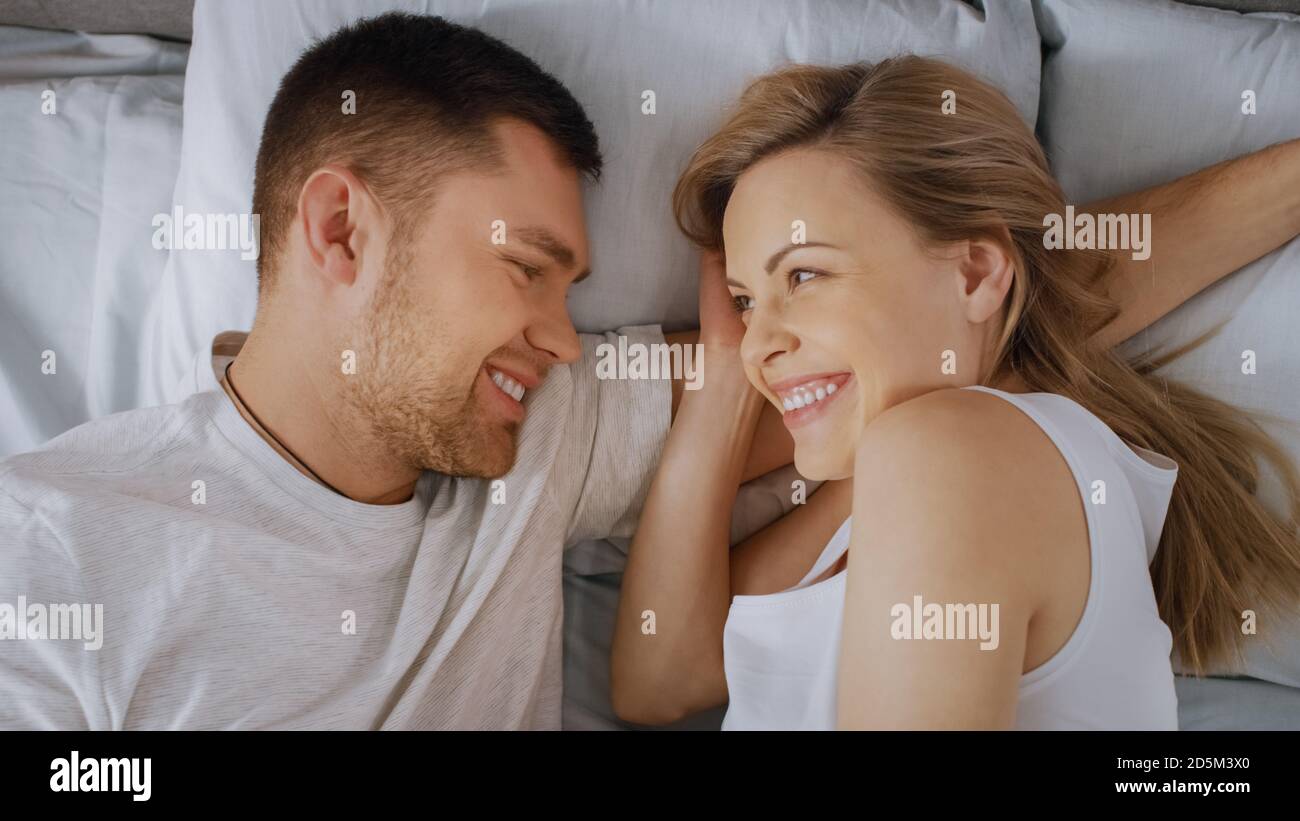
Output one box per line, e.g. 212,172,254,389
722,148,1010,480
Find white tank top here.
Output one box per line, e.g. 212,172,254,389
721,385,1181,730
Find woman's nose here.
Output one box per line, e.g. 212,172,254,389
740,308,796,369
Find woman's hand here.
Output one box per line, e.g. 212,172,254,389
697,248,748,356
610,247,767,725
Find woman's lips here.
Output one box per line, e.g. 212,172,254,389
770,372,853,430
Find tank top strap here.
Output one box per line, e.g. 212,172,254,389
794,517,853,589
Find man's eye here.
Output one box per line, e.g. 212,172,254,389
512,260,543,280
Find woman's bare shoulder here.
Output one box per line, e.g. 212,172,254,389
860,387,1072,483
853,387,1084,589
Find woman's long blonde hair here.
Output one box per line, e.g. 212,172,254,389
673,55,1300,674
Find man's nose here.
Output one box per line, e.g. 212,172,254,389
531,297,582,365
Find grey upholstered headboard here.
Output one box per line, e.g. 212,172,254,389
0,0,1298,42
0,0,195,39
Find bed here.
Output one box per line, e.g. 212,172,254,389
2,0,1298,729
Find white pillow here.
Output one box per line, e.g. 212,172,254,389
1039,0,1300,693
143,0,1042,406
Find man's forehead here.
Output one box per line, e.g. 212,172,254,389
478,208,591,281
491,117,569,163
421,120,590,274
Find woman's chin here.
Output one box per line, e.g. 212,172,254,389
792,446,855,482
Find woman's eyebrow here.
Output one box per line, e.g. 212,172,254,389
764,241,839,274
725,241,843,287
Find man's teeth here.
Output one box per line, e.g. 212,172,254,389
489,369,526,402
780,380,838,412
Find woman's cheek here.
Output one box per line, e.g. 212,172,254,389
841,341,888,422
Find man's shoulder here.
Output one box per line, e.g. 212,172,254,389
0,391,224,505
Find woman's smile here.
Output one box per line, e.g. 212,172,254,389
767,371,854,430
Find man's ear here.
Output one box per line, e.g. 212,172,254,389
296,165,373,289
951,234,1016,324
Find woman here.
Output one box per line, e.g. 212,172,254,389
610,56,1300,729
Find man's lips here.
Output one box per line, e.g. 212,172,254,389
486,361,541,390
480,365,528,423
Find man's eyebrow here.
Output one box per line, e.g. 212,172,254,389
513,225,589,282
726,241,840,288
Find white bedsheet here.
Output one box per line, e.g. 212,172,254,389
0,27,187,458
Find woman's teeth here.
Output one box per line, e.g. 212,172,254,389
489,368,526,402
779,380,838,412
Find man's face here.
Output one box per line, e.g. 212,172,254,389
344,118,590,479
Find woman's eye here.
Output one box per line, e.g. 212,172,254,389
790,268,821,287
730,270,819,313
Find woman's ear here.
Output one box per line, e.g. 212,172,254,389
952,234,1015,324
296,164,372,289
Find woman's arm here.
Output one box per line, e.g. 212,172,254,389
835,389,1066,729
1087,138,1300,349
610,253,762,725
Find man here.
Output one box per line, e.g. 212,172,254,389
1,11,1293,730
0,12,765,730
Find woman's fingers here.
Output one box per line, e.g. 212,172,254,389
698,248,747,350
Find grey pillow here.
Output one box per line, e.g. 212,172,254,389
149,0,1043,407
1038,0,1300,720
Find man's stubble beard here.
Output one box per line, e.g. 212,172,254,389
340,241,519,479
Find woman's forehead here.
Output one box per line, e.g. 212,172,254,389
722,152,898,264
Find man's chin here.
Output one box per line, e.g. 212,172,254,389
406,404,521,478
449,424,519,479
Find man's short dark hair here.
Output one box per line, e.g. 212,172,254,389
251,12,602,293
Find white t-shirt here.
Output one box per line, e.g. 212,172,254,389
0,326,669,730
721,385,1181,730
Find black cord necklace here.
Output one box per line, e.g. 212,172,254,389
222,362,347,497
